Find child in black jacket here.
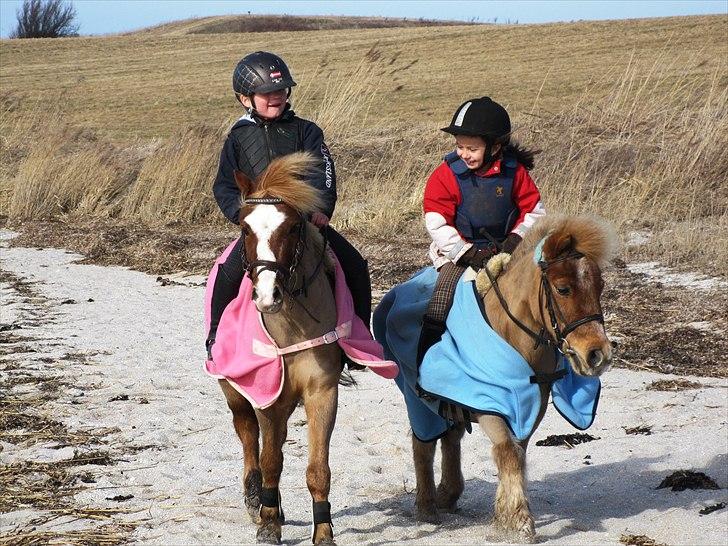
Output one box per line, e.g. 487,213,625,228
207,51,370,358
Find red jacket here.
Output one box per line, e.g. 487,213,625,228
423,158,545,266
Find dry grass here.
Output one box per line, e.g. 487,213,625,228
3,522,137,546
0,15,727,275
119,123,223,223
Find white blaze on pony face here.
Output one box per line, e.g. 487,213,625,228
243,205,286,312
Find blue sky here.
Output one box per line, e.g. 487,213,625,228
0,0,725,37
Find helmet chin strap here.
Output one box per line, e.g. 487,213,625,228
482,139,506,167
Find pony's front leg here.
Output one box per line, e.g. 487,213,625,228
303,382,338,545
478,414,535,543
256,407,290,545
412,435,439,523
219,381,262,523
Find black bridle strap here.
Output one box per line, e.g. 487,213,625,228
538,253,604,343
561,314,604,338
487,249,604,353
286,226,328,300
483,264,554,348
244,197,283,205
246,259,289,281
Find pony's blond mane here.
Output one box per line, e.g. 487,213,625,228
249,152,324,215
514,215,618,268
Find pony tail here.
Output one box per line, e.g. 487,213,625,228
504,141,539,171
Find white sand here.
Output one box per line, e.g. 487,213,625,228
1,230,727,545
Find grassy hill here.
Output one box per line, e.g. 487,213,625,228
1,14,726,274
1,15,724,140
129,14,476,37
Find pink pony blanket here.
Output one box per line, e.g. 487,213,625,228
204,240,398,409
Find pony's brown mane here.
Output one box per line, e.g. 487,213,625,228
249,152,324,215
513,215,617,268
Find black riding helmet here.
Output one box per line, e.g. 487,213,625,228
232,51,297,98
441,96,511,142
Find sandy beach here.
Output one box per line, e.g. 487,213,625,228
1,229,726,545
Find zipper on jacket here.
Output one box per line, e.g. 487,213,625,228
262,124,272,164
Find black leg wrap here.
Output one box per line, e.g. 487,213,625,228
312,500,332,525
261,487,280,508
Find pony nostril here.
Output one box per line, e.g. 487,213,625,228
252,288,258,300
272,286,282,302
587,349,603,368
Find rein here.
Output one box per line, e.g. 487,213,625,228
484,244,604,359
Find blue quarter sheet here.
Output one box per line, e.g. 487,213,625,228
372,268,601,442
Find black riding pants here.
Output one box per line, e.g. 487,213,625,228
207,227,372,341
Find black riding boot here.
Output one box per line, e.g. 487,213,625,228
326,227,371,371
326,227,372,327
207,238,245,359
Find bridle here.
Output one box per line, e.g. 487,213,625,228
240,197,328,317
483,237,604,364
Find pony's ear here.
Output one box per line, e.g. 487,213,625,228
234,170,253,196
542,232,573,261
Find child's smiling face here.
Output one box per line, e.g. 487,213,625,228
241,89,288,120
455,135,487,170
454,135,502,171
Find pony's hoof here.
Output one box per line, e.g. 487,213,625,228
256,524,281,545
493,513,535,543
517,519,536,543
414,505,440,524
435,484,462,513
314,537,336,546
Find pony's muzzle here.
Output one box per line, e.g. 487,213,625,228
252,277,284,314
583,342,613,376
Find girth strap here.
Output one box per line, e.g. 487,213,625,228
529,368,568,385
439,401,473,433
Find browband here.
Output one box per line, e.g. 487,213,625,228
244,197,283,205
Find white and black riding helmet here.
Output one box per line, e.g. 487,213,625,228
441,96,511,143
232,51,297,99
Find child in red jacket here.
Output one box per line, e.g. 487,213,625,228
423,96,545,270
417,96,545,363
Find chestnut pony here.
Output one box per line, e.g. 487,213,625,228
217,153,342,545
412,216,616,543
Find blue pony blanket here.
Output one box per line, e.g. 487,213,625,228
372,267,601,442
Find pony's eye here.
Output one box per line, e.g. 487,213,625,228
241,226,250,237
556,286,571,296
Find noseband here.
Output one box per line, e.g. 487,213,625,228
240,197,327,304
